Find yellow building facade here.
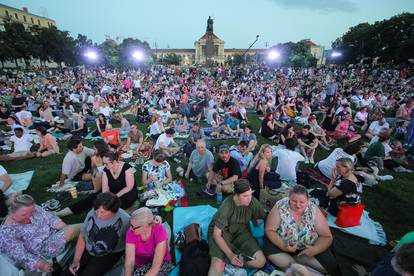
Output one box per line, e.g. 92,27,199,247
0,4,56,30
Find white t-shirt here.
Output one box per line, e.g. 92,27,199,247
206,109,217,125
62,147,95,180
360,98,372,107
10,134,33,152
157,111,171,124
354,111,368,123
99,106,112,117
0,165,7,176
273,149,305,184
133,79,141,88
317,148,355,179
149,122,162,135
15,110,32,121
87,95,94,104
0,165,7,190
238,107,247,120
368,121,390,136
154,133,174,150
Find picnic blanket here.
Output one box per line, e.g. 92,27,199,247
174,133,190,139
169,205,217,276
47,181,78,193
4,170,34,196
169,205,263,276
202,127,240,140
51,132,65,138
330,228,389,276
146,182,185,207
327,211,387,246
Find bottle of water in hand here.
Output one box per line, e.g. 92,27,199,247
216,185,223,205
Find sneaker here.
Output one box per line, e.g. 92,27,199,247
202,186,215,196
377,175,394,181
304,158,309,164
309,157,315,164
395,166,413,173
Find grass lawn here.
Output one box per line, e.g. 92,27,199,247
2,112,414,241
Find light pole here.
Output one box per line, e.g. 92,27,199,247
243,35,259,65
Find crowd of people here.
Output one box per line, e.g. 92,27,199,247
0,63,413,276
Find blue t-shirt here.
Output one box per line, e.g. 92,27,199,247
226,117,240,130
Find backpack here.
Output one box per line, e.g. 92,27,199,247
179,239,211,276
178,223,211,276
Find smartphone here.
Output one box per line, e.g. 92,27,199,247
241,254,256,261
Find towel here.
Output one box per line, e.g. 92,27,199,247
5,170,34,196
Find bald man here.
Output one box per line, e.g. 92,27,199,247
183,139,214,180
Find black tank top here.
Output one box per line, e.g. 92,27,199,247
104,163,135,194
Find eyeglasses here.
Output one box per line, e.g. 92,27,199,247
103,161,113,166
130,223,143,231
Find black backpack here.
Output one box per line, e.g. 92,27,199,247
179,239,211,276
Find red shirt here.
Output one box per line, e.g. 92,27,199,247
102,129,120,145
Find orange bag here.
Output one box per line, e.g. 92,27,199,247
335,203,365,228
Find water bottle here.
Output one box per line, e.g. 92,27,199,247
216,186,223,205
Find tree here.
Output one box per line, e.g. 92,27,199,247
99,39,120,68
1,19,33,67
35,26,76,67
0,29,14,67
163,53,181,65
332,13,414,63
267,41,317,67
119,38,151,67
74,34,95,65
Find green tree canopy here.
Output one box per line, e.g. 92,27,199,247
162,53,181,65
332,13,414,63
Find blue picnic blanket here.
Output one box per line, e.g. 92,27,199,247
5,170,35,196
327,210,387,246
169,205,264,276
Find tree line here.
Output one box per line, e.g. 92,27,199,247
0,19,151,68
332,13,414,64
0,12,413,68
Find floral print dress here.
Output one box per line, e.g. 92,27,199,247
0,206,66,271
276,197,318,250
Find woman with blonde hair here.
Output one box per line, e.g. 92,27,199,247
248,144,280,199
0,195,81,272
124,207,173,276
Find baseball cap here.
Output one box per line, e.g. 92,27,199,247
219,144,230,153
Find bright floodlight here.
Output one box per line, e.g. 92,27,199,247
331,52,342,58
268,50,280,60
84,51,98,60
132,51,144,61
